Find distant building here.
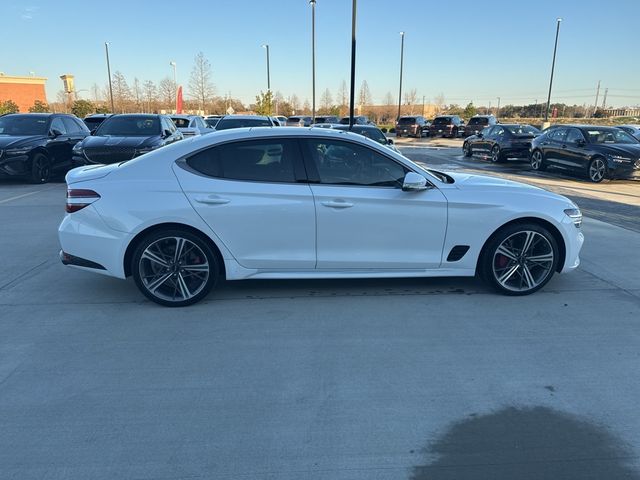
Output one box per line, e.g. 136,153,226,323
603,107,640,118
0,73,48,112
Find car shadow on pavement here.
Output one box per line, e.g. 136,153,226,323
410,406,640,480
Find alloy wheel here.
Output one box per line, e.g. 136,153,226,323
531,150,543,170
138,236,210,303
492,230,555,293
491,146,501,163
588,158,606,183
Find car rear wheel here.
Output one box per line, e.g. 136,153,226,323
490,145,503,163
463,142,472,157
29,153,51,184
588,157,607,183
530,150,546,171
480,223,559,296
132,229,219,307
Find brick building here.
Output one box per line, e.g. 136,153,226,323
0,73,48,112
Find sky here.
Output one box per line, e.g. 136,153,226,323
1,0,640,108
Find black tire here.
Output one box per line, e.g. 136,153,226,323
29,153,51,184
480,222,559,296
530,149,546,171
587,156,608,183
396,133,401,138
451,127,458,138
490,145,503,163
463,142,472,157
131,229,219,307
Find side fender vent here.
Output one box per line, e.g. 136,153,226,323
447,245,470,262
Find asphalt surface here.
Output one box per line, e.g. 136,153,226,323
0,148,639,479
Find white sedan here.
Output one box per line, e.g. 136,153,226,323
59,127,584,306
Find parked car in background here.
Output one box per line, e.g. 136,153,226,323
463,124,541,163
313,116,339,124
214,115,275,130
0,113,90,183
286,116,312,127
204,115,222,129
170,115,212,137
429,115,464,138
339,115,373,125
618,125,640,141
530,125,640,182
59,127,583,306
331,124,400,153
395,116,429,138
273,115,288,126
72,114,182,166
83,114,112,132
464,115,497,137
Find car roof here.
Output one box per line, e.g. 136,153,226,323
220,115,271,120
170,114,198,119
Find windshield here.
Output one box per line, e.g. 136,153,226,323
398,117,417,124
433,117,452,125
96,116,160,136
505,125,540,135
0,115,49,136
468,117,489,126
585,129,639,144
215,118,272,130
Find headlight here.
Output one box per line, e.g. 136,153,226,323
5,146,31,155
610,155,631,163
72,143,84,155
564,208,582,228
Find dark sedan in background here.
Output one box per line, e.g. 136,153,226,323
72,114,182,165
214,115,275,130
464,114,498,137
464,124,540,163
530,125,640,182
0,113,90,183
83,114,112,132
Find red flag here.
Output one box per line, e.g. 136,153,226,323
177,86,183,114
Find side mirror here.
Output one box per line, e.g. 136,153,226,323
49,128,63,138
576,138,586,147
162,129,172,138
387,138,394,145
402,172,429,192
477,132,483,138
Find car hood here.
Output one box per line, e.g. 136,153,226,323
448,172,546,193
597,144,640,158
0,135,46,149
81,135,160,148
65,162,121,184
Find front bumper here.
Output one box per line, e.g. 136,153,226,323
608,160,640,180
559,214,584,274
0,154,30,176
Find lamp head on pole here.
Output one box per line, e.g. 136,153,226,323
400,31,405,37
309,0,316,4
261,44,268,49
556,17,562,23
169,61,176,67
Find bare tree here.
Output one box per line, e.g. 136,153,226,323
302,98,311,114
358,80,372,108
380,91,395,123
338,80,348,106
188,51,215,112
132,78,142,112
434,93,446,114
320,88,333,112
159,77,176,110
143,80,158,112
90,83,102,103
403,88,418,114
111,71,131,112
289,94,300,112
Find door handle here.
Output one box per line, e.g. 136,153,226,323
321,200,354,209
561,144,567,149
194,195,230,205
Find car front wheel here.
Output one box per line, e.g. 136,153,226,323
29,153,51,184
463,142,472,157
480,223,559,296
588,157,607,183
530,150,546,171
490,145,503,163
132,229,219,307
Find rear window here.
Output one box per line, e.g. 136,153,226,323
468,117,489,126
288,117,301,122
96,116,160,136
398,117,417,124
171,118,191,128
433,117,452,125
215,118,272,130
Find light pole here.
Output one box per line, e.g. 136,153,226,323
261,44,271,92
104,42,114,113
348,0,357,129
169,61,177,113
309,0,316,122
496,96,501,117
545,18,562,122
397,31,405,122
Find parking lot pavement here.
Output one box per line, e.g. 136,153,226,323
1,176,639,479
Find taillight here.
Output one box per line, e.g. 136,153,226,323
66,189,100,213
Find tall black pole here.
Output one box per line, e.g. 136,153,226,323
105,42,114,113
397,32,405,122
262,44,270,91
310,0,316,123
545,18,562,122
348,0,357,129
